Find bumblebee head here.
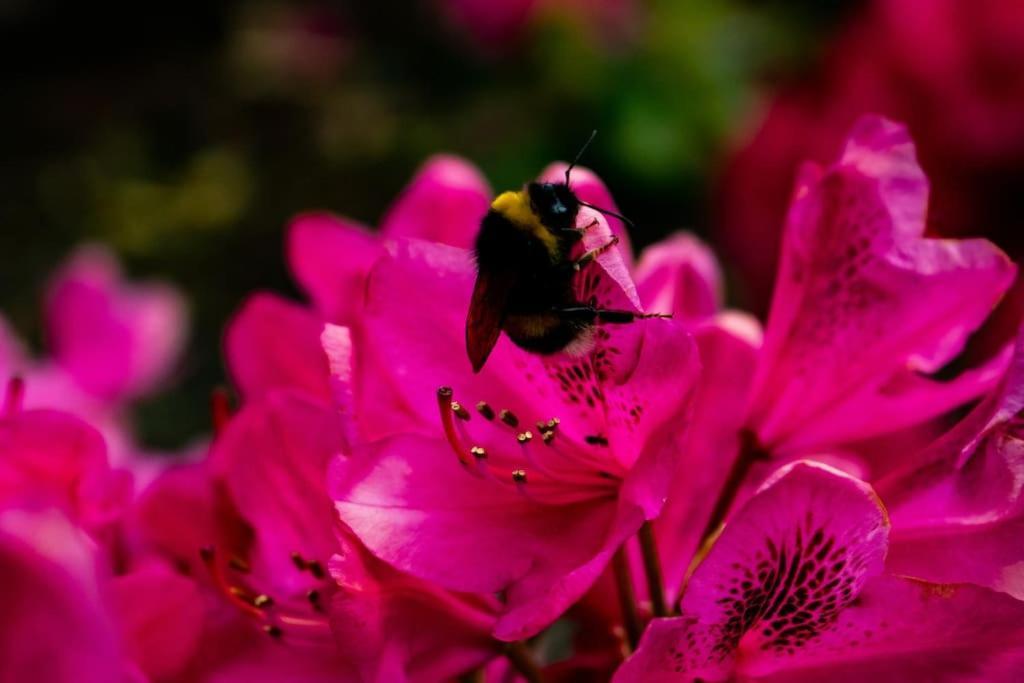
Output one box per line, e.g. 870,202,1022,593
527,182,580,233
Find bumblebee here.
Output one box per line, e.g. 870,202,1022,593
466,135,666,372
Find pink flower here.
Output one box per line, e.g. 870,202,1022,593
324,159,700,640
0,388,205,682
287,154,631,327
653,117,1015,607
0,506,123,683
616,461,1024,681
0,380,132,536
746,116,1014,456
128,291,504,681
43,245,187,402
877,327,1024,599
1,245,188,479
612,229,766,602
717,0,1024,323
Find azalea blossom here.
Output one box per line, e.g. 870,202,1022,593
122,278,512,681
616,461,1024,681
718,0,1024,321
5,104,1023,682
0,506,124,683
746,115,1014,457
0,382,204,682
0,245,188,480
878,327,1024,599
314,158,699,640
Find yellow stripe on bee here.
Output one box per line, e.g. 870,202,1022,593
490,190,559,256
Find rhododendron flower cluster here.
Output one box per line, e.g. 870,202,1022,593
3,115,1024,682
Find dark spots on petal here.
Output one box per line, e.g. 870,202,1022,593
708,519,872,657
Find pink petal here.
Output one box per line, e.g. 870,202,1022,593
135,463,249,576
609,318,700,512
202,644,357,683
44,245,187,401
332,434,621,640
575,207,642,313
749,116,1015,452
0,407,129,531
748,577,1024,681
109,562,205,681
212,391,344,594
225,292,331,402
348,238,604,441
379,154,491,250
633,232,723,321
328,547,498,681
655,316,763,602
0,507,123,683
618,462,889,680
780,343,1014,453
880,333,1024,597
538,162,634,265
321,324,358,448
286,212,383,324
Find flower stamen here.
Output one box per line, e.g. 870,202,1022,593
451,401,470,421
476,401,495,420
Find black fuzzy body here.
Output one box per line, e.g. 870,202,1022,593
473,181,589,354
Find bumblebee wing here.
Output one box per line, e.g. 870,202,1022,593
466,270,512,373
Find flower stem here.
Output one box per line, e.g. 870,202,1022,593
638,522,667,617
503,641,543,683
613,544,642,652
676,430,768,609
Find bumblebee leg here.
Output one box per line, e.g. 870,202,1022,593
555,306,671,324
560,218,600,238
572,235,620,272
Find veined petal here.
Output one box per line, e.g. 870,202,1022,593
749,577,1024,682
880,332,1024,597
748,116,1015,451
617,462,889,680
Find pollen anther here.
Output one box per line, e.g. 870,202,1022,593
451,401,470,420
476,401,495,420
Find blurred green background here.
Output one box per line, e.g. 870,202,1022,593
0,0,858,448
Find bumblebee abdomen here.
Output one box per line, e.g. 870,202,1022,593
504,312,590,355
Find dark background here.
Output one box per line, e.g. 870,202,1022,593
0,0,872,447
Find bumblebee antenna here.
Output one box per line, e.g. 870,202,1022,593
579,200,636,231
565,129,598,185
